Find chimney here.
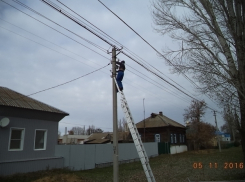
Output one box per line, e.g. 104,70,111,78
159,111,163,116
151,113,157,118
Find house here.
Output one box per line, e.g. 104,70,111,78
58,134,90,144
84,132,111,144
109,131,132,143
136,111,187,154
215,131,231,142
0,86,69,176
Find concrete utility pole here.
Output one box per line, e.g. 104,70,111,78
112,47,119,182
214,111,221,152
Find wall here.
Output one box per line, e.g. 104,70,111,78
0,157,63,176
55,142,158,170
170,145,187,154
0,116,58,162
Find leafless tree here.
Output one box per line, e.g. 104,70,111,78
222,106,240,141
94,128,103,133
86,125,103,135
152,0,245,162
118,118,128,132
69,127,85,135
184,99,207,123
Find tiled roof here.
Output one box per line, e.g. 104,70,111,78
0,86,68,115
136,112,185,128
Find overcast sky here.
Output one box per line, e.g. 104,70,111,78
0,0,224,135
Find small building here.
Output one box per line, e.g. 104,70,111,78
58,135,90,144
215,131,231,142
0,86,69,176
136,111,187,154
109,131,132,143
84,132,111,144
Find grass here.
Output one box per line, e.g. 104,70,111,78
0,147,244,182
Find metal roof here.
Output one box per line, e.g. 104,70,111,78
0,86,68,115
136,112,185,128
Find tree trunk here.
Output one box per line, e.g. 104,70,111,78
239,93,245,164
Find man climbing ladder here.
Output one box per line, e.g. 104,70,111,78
116,59,125,92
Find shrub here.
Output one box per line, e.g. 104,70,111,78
234,141,240,147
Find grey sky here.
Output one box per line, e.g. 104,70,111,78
0,0,223,134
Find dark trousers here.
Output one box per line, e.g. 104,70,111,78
116,70,124,91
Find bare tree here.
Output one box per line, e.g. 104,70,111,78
68,130,74,135
94,128,103,133
118,118,128,132
184,100,207,123
152,0,245,162
70,127,85,135
86,125,103,135
222,106,240,141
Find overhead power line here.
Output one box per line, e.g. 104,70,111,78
40,0,116,47
16,0,218,112
58,0,190,94
98,0,221,110
98,0,199,87
40,1,195,96
27,63,110,97
0,17,191,104
54,0,198,103
2,0,109,59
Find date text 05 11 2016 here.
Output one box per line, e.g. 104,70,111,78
193,162,243,169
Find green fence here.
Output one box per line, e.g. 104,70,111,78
158,142,170,154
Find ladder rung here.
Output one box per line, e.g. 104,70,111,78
114,78,155,182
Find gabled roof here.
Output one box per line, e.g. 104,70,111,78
85,139,110,144
87,132,111,140
136,112,185,128
84,132,111,144
109,131,130,141
59,135,89,140
0,86,68,115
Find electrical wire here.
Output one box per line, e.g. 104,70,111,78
42,0,220,112
0,25,107,69
1,0,220,112
11,0,107,53
40,0,116,47
13,64,109,101
1,0,109,60
39,0,197,101
0,19,191,104
97,0,220,111
57,0,190,95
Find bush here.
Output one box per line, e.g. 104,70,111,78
234,141,240,147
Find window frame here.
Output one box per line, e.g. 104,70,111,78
34,129,47,151
170,134,173,143
8,127,25,151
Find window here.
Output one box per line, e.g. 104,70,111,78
174,134,177,143
180,134,182,143
34,130,47,150
182,135,185,143
170,134,173,143
9,128,25,151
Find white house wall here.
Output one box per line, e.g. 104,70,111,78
170,145,187,154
